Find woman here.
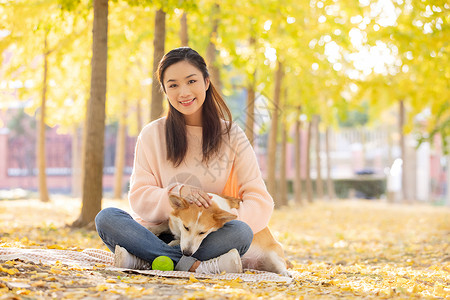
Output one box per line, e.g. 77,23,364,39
95,47,274,274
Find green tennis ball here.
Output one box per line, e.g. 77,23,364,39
152,256,174,271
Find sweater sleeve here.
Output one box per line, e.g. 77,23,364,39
230,125,274,233
128,133,173,225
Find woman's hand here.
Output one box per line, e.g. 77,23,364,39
169,184,212,208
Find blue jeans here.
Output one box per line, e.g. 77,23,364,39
95,207,253,271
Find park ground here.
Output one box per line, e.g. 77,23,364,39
0,196,449,299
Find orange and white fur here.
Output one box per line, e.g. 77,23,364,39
148,193,292,276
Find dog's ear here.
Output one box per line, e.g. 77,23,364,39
213,211,237,225
220,195,242,209
169,195,189,210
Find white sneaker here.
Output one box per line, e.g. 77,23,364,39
195,249,243,274
114,245,151,270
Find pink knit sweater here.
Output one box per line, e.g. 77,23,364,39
128,117,274,234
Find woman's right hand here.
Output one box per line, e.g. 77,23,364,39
170,184,212,208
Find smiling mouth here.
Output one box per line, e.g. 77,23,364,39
179,98,195,106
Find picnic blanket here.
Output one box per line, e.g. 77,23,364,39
0,247,292,283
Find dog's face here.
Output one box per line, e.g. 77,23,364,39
168,195,237,256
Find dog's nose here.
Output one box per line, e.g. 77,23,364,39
182,250,193,256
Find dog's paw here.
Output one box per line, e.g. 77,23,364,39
168,240,180,246
280,270,293,277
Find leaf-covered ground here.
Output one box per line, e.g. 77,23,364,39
0,196,449,299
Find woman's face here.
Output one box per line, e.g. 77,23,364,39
163,60,210,126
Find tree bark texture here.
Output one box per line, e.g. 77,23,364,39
73,0,108,228
325,127,335,200
180,12,188,46
206,3,221,94
136,98,143,134
447,153,450,206
294,107,303,204
267,60,283,197
37,34,50,203
245,76,256,146
245,36,256,146
279,118,288,207
71,125,82,197
399,100,407,202
305,121,313,202
113,100,127,199
150,9,166,121
314,115,324,199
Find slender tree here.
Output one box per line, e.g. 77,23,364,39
37,31,51,203
113,99,127,199
71,125,82,197
279,116,288,207
267,60,283,198
293,106,303,204
180,12,189,46
305,120,313,203
447,151,450,206
245,35,257,145
150,8,166,121
73,0,108,228
314,115,324,199
206,3,221,93
399,99,408,202
325,126,335,200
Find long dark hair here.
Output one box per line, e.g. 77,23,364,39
157,47,232,167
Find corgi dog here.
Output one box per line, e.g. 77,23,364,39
150,193,292,276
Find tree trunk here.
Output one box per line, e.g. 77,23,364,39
305,120,313,203
399,99,407,202
37,33,50,203
314,115,324,200
136,98,143,133
73,0,108,228
150,9,166,121
267,60,283,197
206,3,221,93
386,123,395,202
80,109,88,194
71,125,82,197
113,100,127,199
245,81,255,145
245,36,256,146
294,107,302,204
325,126,335,200
446,152,450,207
180,12,188,46
279,118,288,207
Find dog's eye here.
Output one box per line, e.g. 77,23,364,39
199,231,206,235
183,225,189,231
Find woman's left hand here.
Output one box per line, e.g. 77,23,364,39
171,184,212,208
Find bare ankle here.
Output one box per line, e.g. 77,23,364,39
189,261,200,272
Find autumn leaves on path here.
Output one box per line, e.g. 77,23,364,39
0,198,449,299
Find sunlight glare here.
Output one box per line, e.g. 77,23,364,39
370,0,398,27
0,29,10,39
333,63,343,71
287,17,296,24
264,47,277,62
325,41,341,63
359,0,370,6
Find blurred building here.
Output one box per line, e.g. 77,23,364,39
0,105,136,195
0,103,447,202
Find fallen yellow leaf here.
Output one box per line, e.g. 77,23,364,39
189,274,199,283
